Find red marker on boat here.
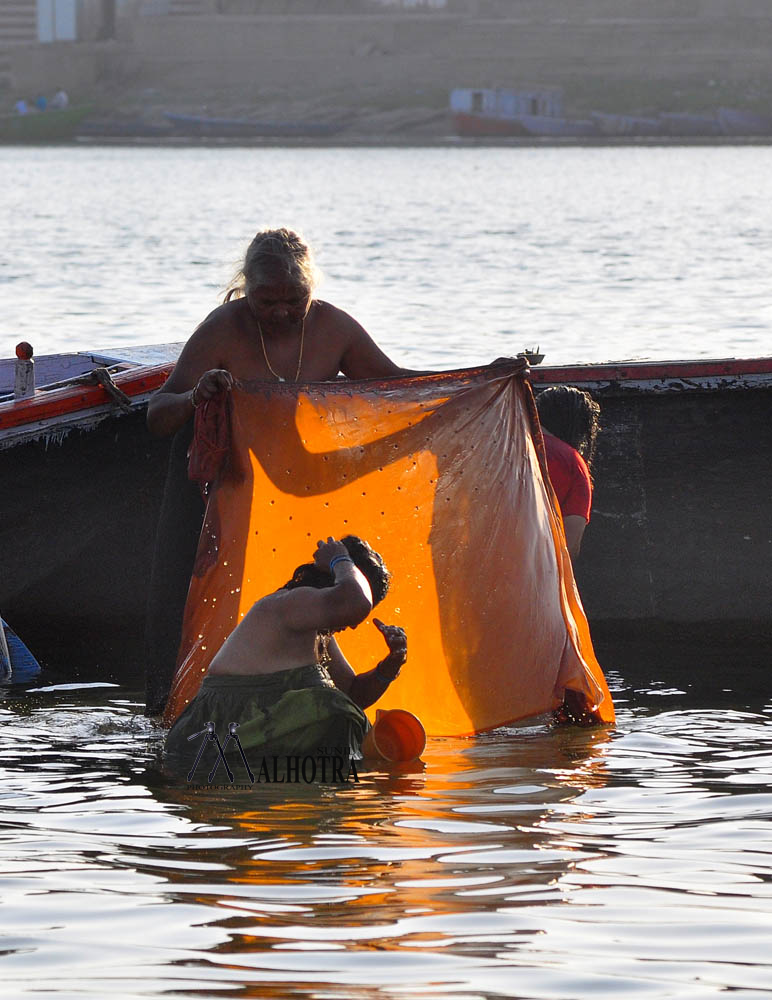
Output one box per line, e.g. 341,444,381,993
14,342,35,398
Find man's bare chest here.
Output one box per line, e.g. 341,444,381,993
225,324,346,383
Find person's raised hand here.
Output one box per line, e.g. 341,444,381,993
373,618,407,675
313,536,350,573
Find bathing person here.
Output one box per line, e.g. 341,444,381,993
164,535,407,758
536,386,604,726
536,385,600,560
50,88,69,110
144,228,416,716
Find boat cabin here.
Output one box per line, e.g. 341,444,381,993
449,86,563,119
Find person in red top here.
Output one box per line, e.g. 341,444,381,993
536,386,600,560
537,386,603,727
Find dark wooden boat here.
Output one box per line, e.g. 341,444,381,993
0,346,175,679
529,356,772,664
451,109,599,138
163,112,343,138
2,347,769,680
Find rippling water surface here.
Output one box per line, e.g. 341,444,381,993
1,144,771,365
2,671,771,999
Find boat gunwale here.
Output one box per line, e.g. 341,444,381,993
0,362,174,432
528,355,772,388
1,353,770,438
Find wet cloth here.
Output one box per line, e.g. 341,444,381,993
143,421,206,716
165,664,369,759
164,363,615,733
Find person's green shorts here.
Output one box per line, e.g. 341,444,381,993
165,664,369,761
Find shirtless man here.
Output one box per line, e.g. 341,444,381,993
164,535,407,758
147,227,411,437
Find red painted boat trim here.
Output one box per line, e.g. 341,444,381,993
0,362,174,431
528,357,772,384
2,355,770,434
451,111,529,137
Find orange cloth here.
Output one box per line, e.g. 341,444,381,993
164,363,614,734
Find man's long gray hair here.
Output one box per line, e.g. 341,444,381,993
224,228,320,301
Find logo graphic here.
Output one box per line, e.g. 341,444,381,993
185,721,359,785
188,721,254,783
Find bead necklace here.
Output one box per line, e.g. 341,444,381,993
317,631,332,668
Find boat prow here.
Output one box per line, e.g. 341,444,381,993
1,343,181,677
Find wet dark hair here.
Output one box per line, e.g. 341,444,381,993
339,535,390,605
536,386,601,471
283,535,391,606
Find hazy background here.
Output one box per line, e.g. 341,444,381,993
3,0,772,127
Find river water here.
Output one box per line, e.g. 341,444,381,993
1,144,771,364
1,144,772,998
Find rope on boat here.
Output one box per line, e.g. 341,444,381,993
90,367,133,412
0,365,134,411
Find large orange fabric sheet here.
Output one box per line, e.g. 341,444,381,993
164,364,614,733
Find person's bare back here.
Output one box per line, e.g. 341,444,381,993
209,537,372,677
207,535,408,711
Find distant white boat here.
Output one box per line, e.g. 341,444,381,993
450,86,569,137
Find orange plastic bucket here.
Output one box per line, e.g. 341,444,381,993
361,709,426,762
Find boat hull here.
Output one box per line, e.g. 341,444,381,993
452,110,599,138
0,353,174,678
529,358,772,640
163,112,342,138
1,351,769,679
451,111,530,137
0,408,171,678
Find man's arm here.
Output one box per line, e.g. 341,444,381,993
326,620,407,710
146,317,233,437
563,515,588,560
278,538,373,634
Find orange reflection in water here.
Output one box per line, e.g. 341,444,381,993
152,719,613,986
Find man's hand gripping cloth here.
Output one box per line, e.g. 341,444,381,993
164,362,615,734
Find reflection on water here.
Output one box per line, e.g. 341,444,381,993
2,669,771,998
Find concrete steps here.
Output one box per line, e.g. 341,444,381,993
0,51,11,92
168,0,213,14
0,1,38,46
0,0,37,91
